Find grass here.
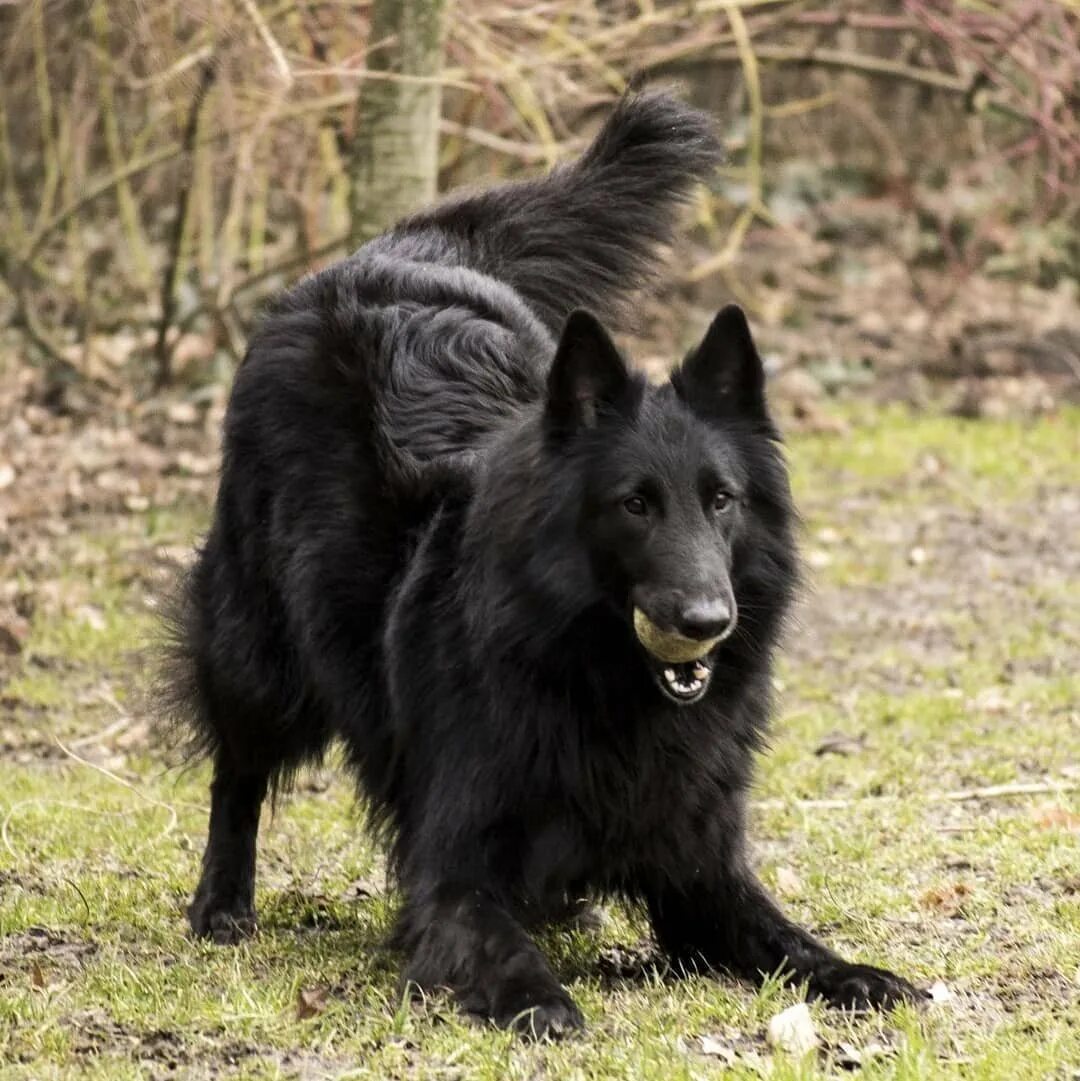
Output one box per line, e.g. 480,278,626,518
1,406,1079,1079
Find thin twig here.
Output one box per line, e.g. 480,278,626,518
755,780,1080,812
237,0,294,86
13,282,82,380
439,119,583,162
154,58,216,389
53,735,198,818
20,87,514,269
123,44,215,91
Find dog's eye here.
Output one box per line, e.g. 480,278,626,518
623,495,648,517
712,491,734,513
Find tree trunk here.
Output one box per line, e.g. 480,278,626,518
349,0,448,246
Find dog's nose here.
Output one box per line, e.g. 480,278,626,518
676,598,734,641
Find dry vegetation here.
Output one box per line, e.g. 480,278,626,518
0,0,1078,401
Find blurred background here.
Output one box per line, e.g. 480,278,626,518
1,0,1077,419
1,6,1079,1077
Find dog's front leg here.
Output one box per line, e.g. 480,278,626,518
644,862,923,1010
395,883,584,1038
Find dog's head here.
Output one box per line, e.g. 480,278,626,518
544,305,794,705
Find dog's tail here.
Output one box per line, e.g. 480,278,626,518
406,86,722,333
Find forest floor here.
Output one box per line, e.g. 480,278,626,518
0,383,1078,1079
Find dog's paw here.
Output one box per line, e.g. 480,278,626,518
188,895,258,945
812,962,927,1011
500,992,584,1040
495,990,588,1037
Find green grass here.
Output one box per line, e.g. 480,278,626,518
2,407,1079,1079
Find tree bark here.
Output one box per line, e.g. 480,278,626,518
349,0,448,246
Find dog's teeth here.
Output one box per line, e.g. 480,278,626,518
693,663,708,679
664,668,676,683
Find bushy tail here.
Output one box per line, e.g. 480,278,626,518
405,86,723,332
147,557,218,769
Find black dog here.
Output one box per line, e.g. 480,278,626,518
161,89,921,1037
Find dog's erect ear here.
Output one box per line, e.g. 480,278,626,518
675,305,767,420
547,309,636,432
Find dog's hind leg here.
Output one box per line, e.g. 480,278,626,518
188,751,268,944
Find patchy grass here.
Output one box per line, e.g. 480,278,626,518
1,407,1078,1079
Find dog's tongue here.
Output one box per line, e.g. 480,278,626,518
633,607,718,663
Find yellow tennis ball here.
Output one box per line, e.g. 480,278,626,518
633,607,719,663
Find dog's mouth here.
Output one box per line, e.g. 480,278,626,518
649,655,714,704
632,607,722,706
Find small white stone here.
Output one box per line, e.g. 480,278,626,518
767,1002,818,1056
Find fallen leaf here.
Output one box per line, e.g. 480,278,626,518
697,1035,736,1064
920,882,973,917
775,865,803,898
767,1002,818,1056
835,1038,893,1069
814,731,865,757
0,616,28,655
29,961,46,990
1032,806,1080,831
295,986,329,1020
836,1041,862,1068
0,463,15,490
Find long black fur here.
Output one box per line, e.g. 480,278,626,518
161,88,921,1037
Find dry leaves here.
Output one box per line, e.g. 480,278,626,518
687,1032,769,1072
814,731,866,757
836,1040,891,1068
774,865,803,898
295,986,330,1021
920,882,973,917
0,613,28,655
695,1035,737,1065
1032,805,1080,831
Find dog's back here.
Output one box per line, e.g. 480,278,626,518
160,90,721,788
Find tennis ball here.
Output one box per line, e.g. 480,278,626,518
633,607,719,663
